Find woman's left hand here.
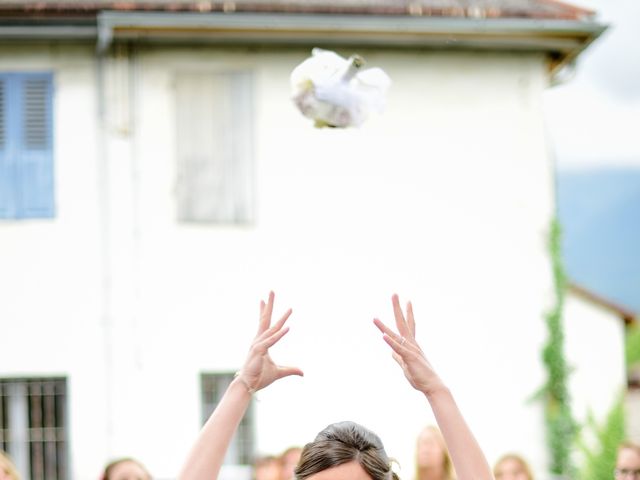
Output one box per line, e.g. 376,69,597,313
374,294,446,397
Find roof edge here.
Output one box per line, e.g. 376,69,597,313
0,10,606,78
569,282,637,325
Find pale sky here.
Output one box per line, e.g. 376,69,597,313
544,0,640,169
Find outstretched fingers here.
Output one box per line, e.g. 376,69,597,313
407,301,416,337
257,291,276,335
254,308,292,350
373,318,411,352
391,294,414,340
276,365,304,379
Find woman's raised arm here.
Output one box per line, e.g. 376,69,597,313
374,294,493,480
179,292,303,480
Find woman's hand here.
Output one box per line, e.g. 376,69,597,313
179,292,303,480
235,292,303,393
373,294,446,397
376,294,494,480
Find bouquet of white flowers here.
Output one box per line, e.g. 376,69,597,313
290,48,392,128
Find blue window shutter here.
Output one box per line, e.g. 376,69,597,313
18,73,54,218
0,75,18,218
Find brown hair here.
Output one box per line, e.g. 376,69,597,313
493,453,534,480
294,421,398,480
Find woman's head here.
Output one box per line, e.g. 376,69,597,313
0,451,20,480
101,458,151,480
255,455,282,480
280,447,302,480
493,453,534,480
415,425,452,478
294,421,398,480
615,442,640,479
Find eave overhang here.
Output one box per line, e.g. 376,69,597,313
0,9,606,76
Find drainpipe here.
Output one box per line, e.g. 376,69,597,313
95,31,115,455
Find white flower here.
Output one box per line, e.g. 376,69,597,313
290,48,392,128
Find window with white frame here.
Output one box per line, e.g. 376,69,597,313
201,372,255,465
0,378,68,480
0,73,54,219
175,71,254,224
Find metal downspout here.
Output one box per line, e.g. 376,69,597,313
95,30,114,456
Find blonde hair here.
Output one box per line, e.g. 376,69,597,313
101,457,151,480
415,425,454,480
493,453,534,480
0,450,21,480
618,441,640,457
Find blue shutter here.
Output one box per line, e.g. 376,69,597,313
18,73,54,218
0,75,18,217
0,73,54,220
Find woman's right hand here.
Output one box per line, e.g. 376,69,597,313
235,292,303,393
373,294,446,397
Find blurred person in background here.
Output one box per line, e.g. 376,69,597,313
279,446,302,480
101,457,151,480
254,455,281,480
0,450,20,480
615,442,640,479
415,425,454,480
493,453,534,480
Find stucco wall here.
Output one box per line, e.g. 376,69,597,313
0,43,110,478
564,292,629,453
1,42,620,480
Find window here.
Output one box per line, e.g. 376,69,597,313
175,71,254,224
0,73,54,219
201,372,254,465
0,378,68,480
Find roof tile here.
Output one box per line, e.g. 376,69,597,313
0,0,595,20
